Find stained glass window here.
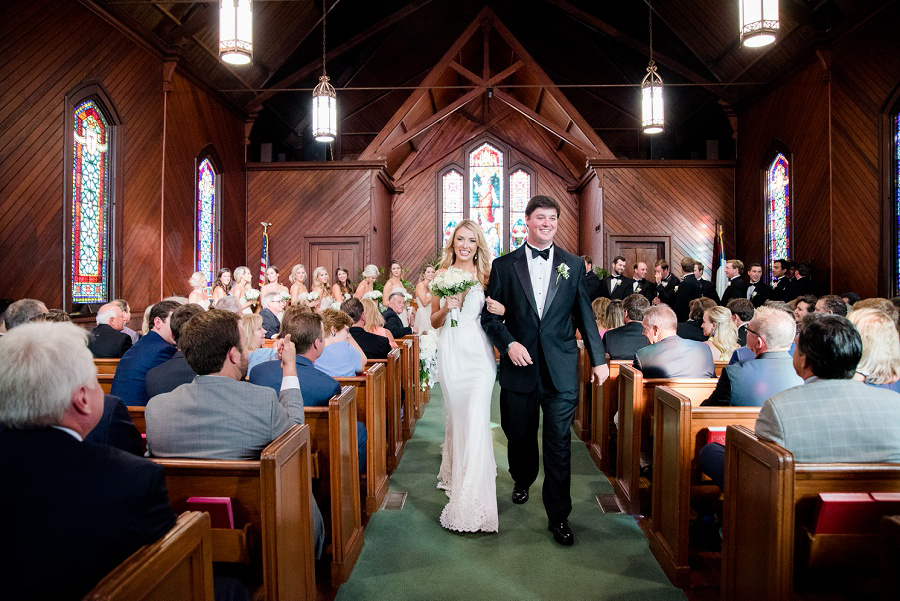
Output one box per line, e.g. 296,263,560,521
469,143,503,259
766,152,791,282
197,158,218,288
71,100,111,304
441,170,464,247
509,169,530,251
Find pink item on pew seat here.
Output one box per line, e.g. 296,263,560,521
813,493,878,534
186,497,235,529
705,426,727,446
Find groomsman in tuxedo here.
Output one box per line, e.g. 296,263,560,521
770,259,794,301
746,263,772,307
629,262,657,302
693,262,721,304
653,259,678,306
582,255,602,301
602,256,633,300
791,261,816,297
719,260,749,306
674,257,703,321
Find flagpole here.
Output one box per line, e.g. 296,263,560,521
259,222,272,287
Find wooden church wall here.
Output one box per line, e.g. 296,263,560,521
245,163,392,280
0,0,246,311
578,162,736,277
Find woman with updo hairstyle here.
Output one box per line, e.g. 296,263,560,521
331,267,354,303
288,264,308,305
848,307,900,392
592,297,612,336
383,260,406,299
211,268,232,304
361,298,397,349
605,300,625,331
260,266,288,299
187,271,210,310
355,264,379,299
702,305,739,361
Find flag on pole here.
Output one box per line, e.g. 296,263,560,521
258,225,270,287
715,223,728,299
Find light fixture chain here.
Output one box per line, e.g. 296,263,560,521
322,0,327,76
648,0,653,65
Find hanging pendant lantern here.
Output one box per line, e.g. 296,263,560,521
219,0,253,65
312,75,337,143
641,63,664,135
739,0,779,48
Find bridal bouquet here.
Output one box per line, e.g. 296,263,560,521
430,267,476,327
419,330,439,390
362,290,382,302
330,302,342,310
243,289,260,303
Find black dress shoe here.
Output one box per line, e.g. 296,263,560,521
548,521,574,546
511,485,529,505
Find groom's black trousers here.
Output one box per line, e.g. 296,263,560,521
499,346,578,523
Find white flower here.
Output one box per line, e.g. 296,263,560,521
280,291,291,302
402,292,413,302
344,293,351,300
331,302,342,310
362,290,382,301
419,331,440,389
555,263,570,284
243,289,260,301
306,291,319,302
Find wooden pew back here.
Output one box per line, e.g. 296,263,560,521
648,388,761,588
614,365,717,515
588,358,630,474
304,386,364,584
397,338,417,439
401,334,423,419
714,360,728,376
84,511,214,601
722,425,900,601
153,425,316,601
366,348,404,473
95,358,120,375
336,362,388,516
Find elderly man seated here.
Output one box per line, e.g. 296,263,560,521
634,305,715,378
382,291,413,339
88,302,133,358
0,322,176,599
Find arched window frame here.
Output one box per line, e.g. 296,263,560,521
63,83,123,312
882,86,900,296
195,146,223,289
436,137,536,257
762,142,792,283
508,163,535,252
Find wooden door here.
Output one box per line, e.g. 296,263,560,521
607,235,671,278
305,237,365,285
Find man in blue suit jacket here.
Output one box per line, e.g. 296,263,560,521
634,305,715,378
145,303,205,400
250,309,367,473
111,300,180,406
702,306,803,407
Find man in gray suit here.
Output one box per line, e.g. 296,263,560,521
702,306,803,407
634,305,715,378
145,309,324,557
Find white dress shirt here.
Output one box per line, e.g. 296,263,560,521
525,244,554,319
747,281,759,299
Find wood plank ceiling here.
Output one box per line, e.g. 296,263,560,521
93,0,892,161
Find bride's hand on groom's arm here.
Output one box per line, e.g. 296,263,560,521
591,364,610,385
485,296,505,316
507,342,533,367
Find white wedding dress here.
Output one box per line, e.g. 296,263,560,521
437,283,498,532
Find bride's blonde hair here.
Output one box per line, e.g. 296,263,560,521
439,219,491,287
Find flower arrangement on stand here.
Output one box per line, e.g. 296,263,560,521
419,330,439,390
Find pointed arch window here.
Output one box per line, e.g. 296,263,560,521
509,167,532,251
766,151,791,282
469,142,504,259
441,168,464,248
196,155,222,288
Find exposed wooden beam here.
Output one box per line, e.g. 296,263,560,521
393,117,448,180
450,60,525,88
385,88,483,153
485,128,577,185
521,117,582,178
247,0,433,110
492,89,597,157
340,67,430,122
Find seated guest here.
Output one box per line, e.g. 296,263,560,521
726,298,754,346
215,295,243,314
382,291,413,338
702,306,802,407
249,311,367,475
591,297,611,337
259,291,286,339
316,309,366,377
0,322,176,599
842,292,861,307
854,297,900,332
3,298,47,331
362,298,398,349
145,303,205,400
344,298,391,359
243,313,277,376
630,261,656,302
848,308,900,392
677,297,716,342
605,299,625,331
42,309,71,322
634,305,715,378
111,300,179,406
815,294,848,317
88,302,133,358
603,294,650,360
702,306,740,362
719,259,748,306
792,294,817,323
114,299,140,344
84,394,144,456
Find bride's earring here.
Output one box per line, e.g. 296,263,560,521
474,251,478,261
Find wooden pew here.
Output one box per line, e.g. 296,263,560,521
398,338,418,440
714,360,728,377
367,348,404,473
401,334,424,419
647,387,761,589
721,425,900,601
613,365,718,515
572,341,590,441
129,406,146,434
304,386,364,584
336,362,389,516
84,511,214,601
95,358,120,374
588,358,630,474
153,425,316,601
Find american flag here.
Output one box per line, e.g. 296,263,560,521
258,226,269,287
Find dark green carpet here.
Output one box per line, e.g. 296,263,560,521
335,385,687,601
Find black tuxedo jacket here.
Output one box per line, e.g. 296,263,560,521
674,274,703,322
145,350,197,400
88,323,133,359
349,326,391,360
381,308,412,339
481,244,605,393
260,308,281,339
0,428,176,599
791,277,816,298
676,320,708,342
720,277,749,306
655,273,679,306
630,278,657,302
584,270,602,301
770,276,792,302
698,278,721,304
603,321,650,360
602,275,634,300
84,394,144,456
747,280,772,307
737,323,748,347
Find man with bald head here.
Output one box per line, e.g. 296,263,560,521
634,305,715,378
88,303,133,358
630,261,656,302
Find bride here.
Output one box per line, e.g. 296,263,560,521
431,219,505,533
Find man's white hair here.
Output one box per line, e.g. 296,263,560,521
263,291,282,305
643,305,677,333
751,306,796,350
0,322,96,428
96,303,118,325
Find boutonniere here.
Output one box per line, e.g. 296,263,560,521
555,263,570,284
726,281,731,287
751,291,757,298
635,287,642,293
674,285,679,293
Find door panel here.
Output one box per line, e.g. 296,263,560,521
306,237,364,287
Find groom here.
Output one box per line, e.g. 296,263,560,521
481,195,609,546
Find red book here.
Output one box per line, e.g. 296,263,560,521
705,427,727,446
813,493,878,534
186,497,235,529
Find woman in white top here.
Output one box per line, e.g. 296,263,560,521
310,267,333,312
383,260,406,300
260,266,289,299
355,264,379,299
187,271,210,310
414,264,436,333
289,264,308,305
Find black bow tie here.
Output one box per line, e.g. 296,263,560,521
528,245,551,260
612,276,621,281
